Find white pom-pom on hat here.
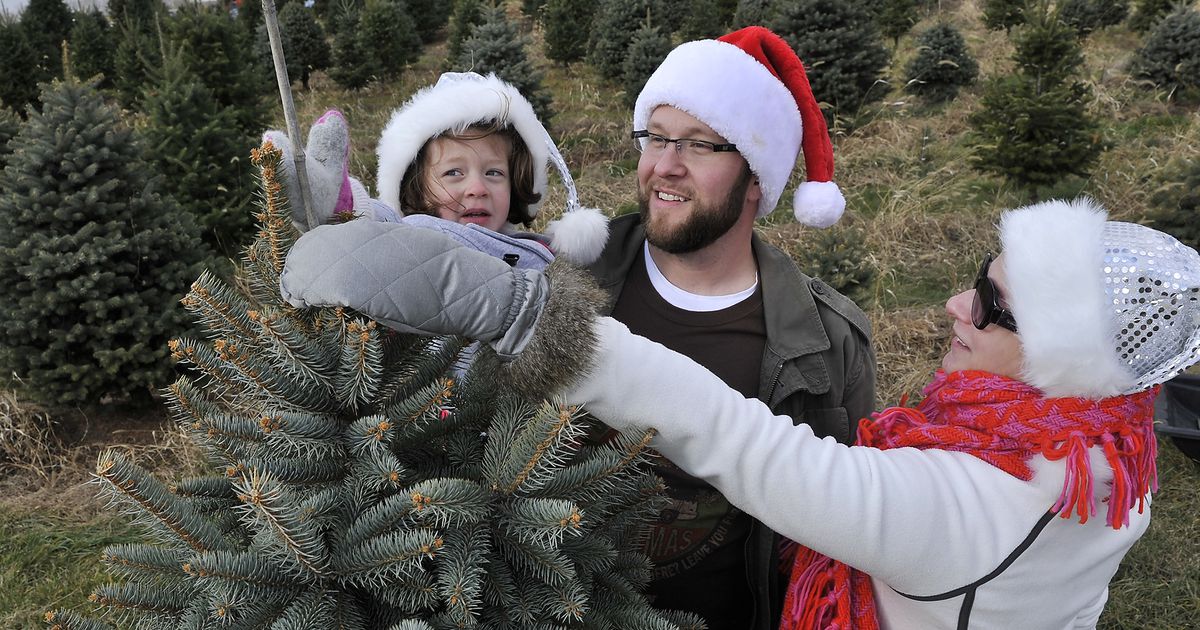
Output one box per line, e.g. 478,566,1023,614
794,181,845,228
545,206,610,265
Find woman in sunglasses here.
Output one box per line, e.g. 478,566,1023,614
282,198,1200,629
560,198,1200,629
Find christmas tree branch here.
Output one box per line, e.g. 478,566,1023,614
233,469,329,578
249,143,296,279
181,271,257,340
93,450,231,553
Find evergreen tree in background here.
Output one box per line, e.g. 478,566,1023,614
714,0,738,27
650,0,689,35
1150,153,1200,253
733,0,775,29
447,0,487,67
1128,0,1174,31
0,107,19,169
877,0,919,46
970,76,1101,192
255,2,332,90
20,0,73,85
329,6,378,90
406,0,454,43
238,0,265,36
69,9,117,90
771,0,890,123
622,23,671,107
1011,2,1084,85
357,0,421,81
1059,0,1130,36
0,18,40,114
46,141,704,630
1131,5,1200,100
522,0,548,18
0,79,205,407
1093,0,1132,28
107,0,164,108
542,0,595,65
588,0,650,82
139,49,256,259
677,0,724,41
456,5,554,121
112,17,162,109
904,23,978,103
790,223,875,306
108,0,162,25
982,0,1025,32
166,4,270,138
969,2,1102,193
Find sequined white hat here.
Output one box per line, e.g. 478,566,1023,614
1000,198,1200,398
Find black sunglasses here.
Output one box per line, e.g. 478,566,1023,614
972,254,1018,333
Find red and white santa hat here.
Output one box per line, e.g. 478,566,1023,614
633,26,845,227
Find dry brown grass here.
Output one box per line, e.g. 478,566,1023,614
0,388,62,480
0,388,208,521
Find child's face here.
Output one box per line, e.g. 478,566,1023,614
423,134,512,232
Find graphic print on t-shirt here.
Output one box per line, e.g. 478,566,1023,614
644,459,746,579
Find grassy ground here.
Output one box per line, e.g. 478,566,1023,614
0,508,141,629
2,0,1199,627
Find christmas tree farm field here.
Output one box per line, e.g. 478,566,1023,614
3,0,1200,626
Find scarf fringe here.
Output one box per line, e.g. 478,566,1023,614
781,546,872,630
1047,432,1097,524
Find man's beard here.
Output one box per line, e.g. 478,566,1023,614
638,173,752,254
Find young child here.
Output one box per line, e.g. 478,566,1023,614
265,72,608,269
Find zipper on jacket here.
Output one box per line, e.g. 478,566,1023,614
764,359,785,408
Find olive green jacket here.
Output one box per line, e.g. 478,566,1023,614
584,213,877,629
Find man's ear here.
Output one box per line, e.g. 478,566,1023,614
744,176,763,212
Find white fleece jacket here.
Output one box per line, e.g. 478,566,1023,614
565,318,1150,630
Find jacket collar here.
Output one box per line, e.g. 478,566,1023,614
752,232,833,399
752,232,830,359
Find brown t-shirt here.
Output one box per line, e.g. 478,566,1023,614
608,250,766,630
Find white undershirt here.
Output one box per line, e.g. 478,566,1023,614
643,242,758,312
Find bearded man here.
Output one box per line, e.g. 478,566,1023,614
581,26,877,630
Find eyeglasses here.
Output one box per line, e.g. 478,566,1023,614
972,254,1018,333
631,130,738,161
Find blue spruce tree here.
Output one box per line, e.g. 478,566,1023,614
47,142,706,630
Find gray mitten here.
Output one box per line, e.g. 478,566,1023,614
280,220,604,397
281,220,546,359
263,110,399,231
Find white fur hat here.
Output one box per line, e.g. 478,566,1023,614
1001,198,1200,398
377,72,548,216
633,27,845,227
376,72,608,264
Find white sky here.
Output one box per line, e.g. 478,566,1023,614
1,0,214,17
1,0,108,16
